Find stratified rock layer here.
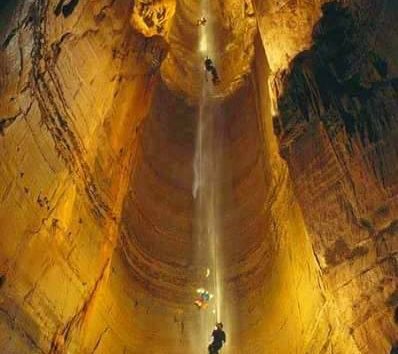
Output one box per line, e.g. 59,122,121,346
0,0,396,353
274,2,398,352
0,0,168,352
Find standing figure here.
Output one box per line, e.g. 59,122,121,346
208,322,226,354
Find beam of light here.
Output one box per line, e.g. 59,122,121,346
190,1,227,353
199,27,208,54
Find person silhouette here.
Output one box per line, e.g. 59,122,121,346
208,322,226,354
204,57,220,85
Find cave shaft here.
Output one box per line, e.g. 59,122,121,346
0,0,396,353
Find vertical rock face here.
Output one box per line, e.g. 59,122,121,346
130,0,176,38
0,0,396,353
254,0,327,73
0,0,167,352
274,1,398,352
161,0,258,99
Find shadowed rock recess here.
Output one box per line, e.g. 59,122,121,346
0,0,396,353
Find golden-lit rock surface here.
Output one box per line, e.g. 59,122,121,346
0,0,396,353
0,0,164,352
253,0,326,73
274,2,398,353
161,0,257,99
130,0,176,38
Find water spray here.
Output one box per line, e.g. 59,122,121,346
192,0,224,352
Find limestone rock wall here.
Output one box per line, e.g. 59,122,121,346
0,0,396,353
232,36,360,354
0,0,166,352
274,2,398,352
161,0,257,99
254,0,326,74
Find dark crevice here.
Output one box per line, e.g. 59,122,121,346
0,0,18,33
62,0,79,18
54,0,64,16
0,274,6,288
2,3,35,50
275,1,397,149
0,115,19,135
1,28,16,49
54,0,80,18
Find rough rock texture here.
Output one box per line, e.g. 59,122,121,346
254,0,326,73
161,0,258,99
0,0,166,352
130,0,176,38
274,2,398,353
0,0,396,353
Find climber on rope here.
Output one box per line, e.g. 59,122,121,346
194,288,213,309
204,57,220,85
197,16,207,26
208,322,226,354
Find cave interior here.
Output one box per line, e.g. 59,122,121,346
0,0,397,353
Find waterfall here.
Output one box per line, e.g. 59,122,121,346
192,0,224,351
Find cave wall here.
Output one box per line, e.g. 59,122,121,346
227,35,360,354
0,0,164,352
0,0,396,353
161,0,257,99
253,0,326,74
274,2,398,352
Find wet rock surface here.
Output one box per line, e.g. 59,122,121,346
274,2,398,352
0,0,396,353
0,0,174,352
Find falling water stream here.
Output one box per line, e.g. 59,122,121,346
192,1,225,352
